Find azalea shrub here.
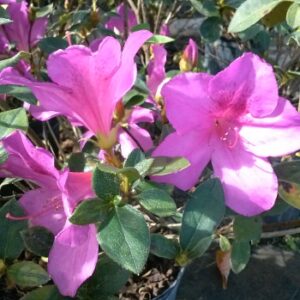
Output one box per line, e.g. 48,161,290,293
0,0,300,299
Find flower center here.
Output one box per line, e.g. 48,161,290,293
214,119,239,149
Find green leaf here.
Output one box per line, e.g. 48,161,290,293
189,0,219,16
124,149,146,167
131,23,151,32
38,37,68,55
0,108,28,139
34,4,54,18
0,146,8,164
274,160,300,209
69,199,110,225
0,85,37,104
289,30,300,46
0,6,12,25
0,199,27,260
21,285,68,300
219,235,231,252
231,241,251,274
234,216,262,242
117,167,140,185
7,261,50,288
238,24,263,41
200,17,222,43
20,227,54,257
0,51,30,71
135,158,155,176
93,167,120,202
98,205,150,274
68,152,86,172
137,188,177,217
150,234,179,259
286,3,300,29
147,156,190,176
78,254,130,298
147,35,174,44
180,178,225,258
228,0,282,33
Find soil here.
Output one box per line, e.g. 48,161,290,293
119,256,179,300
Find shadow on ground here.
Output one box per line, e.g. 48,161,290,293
177,245,300,300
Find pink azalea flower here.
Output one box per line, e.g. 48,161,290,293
159,23,170,36
179,38,198,72
0,30,153,147
0,131,98,297
153,52,300,216
105,3,138,36
147,44,167,100
0,0,47,53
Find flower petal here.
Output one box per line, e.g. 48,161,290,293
209,52,278,118
48,224,98,297
119,124,153,157
19,189,65,235
240,97,300,157
152,130,212,190
161,72,213,134
0,130,59,186
211,142,278,216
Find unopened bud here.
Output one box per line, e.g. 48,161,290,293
179,38,198,72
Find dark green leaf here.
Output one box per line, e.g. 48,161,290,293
21,285,69,300
135,158,154,176
228,0,282,32
131,23,151,32
21,226,54,257
0,108,28,139
234,216,262,242
0,6,12,25
93,167,120,201
39,37,68,55
78,254,130,298
150,234,179,259
124,149,146,168
0,85,37,104
70,199,110,225
231,241,251,273
189,0,219,16
68,152,86,172
0,199,27,260
7,261,50,288
180,179,225,258
200,17,222,43
117,167,140,185
138,188,176,217
147,156,190,176
98,205,150,274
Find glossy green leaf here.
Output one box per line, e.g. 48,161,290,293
147,156,190,176
39,37,68,55
150,234,180,259
200,17,222,43
286,3,300,29
0,6,12,25
21,226,54,257
124,149,146,168
228,0,282,33
70,199,110,225
93,167,120,201
138,188,176,217
98,205,150,274
234,216,262,242
21,285,68,300
7,261,50,288
78,254,130,298
0,85,37,104
147,35,174,44
180,179,225,258
0,51,30,71
0,108,28,139
231,241,251,274
0,199,27,260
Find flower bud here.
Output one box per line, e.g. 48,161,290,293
179,38,198,72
